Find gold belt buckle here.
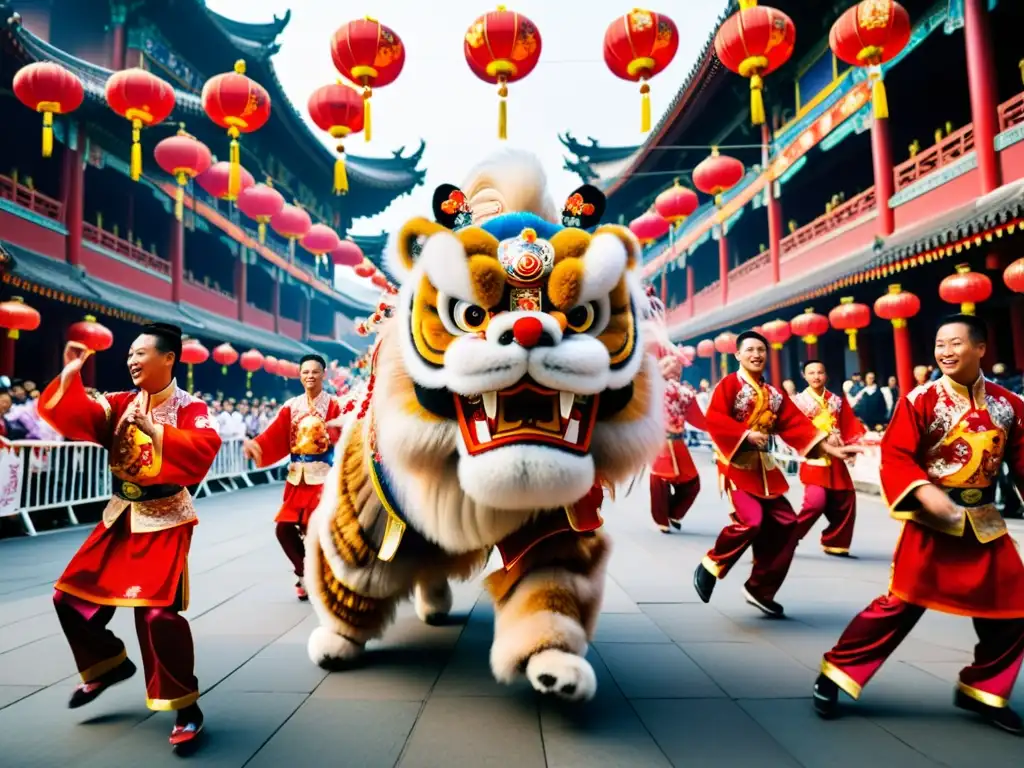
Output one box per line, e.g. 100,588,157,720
959,488,983,505
121,481,142,500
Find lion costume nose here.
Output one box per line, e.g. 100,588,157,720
512,316,544,348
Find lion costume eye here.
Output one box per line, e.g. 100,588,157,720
565,302,597,333
450,299,489,333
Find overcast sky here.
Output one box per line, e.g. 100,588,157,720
205,0,726,236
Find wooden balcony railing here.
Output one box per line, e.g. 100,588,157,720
893,124,975,192
184,274,234,299
81,223,170,276
780,187,876,257
999,91,1024,131
728,251,770,280
0,175,62,222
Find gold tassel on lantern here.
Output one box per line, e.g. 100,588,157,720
362,85,372,142
846,329,858,352
227,126,241,200
258,221,266,243
330,126,350,194
640,82,651,132
869,69,888,119
130,118,142,181
497,77,508,140
41,109,55,157
749,74,766,125
187,363,195,393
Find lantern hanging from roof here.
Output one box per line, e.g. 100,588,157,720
761,318,792,350
603,9,679,132
331,239,364,268
196,161,255,203
873,283,921,326
308,82,364,195
939,263,992,315
301,224,342,269
629,211,671,245
13,61,84,157
790,307,829,345
154,125,213,221
211,342,239,375
180,337,209,393
714,332,737,355
67,315,113,352
714,0,796,126
692,148,745,205
239,348,265,390
200,60,271,200
0,296,41,340
828,296,872,351
330,17,405,142
654,179,699,225
1004,257,1024,294
236,182,285,242
354,259,377,279
104,68,176,181
263,355,279,376
464,6,543,140
829,0,911,119
696,339,716,358
270,204,313,255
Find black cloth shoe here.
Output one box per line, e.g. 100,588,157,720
68,657,137,709
668,519,682,531
813,673,840,719
955,688,1023,735
742,585,785,617
693,562,716,603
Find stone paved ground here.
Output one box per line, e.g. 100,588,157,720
1,453,1023,767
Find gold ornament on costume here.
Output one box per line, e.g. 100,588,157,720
293,413,330,455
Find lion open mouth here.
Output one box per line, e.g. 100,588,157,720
453,379,600,456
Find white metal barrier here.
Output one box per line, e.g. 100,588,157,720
0,438,285,536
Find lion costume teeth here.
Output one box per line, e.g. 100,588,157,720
304,149,664,701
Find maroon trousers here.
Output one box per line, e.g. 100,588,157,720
276,522,306,577
702,489,799,601
797,486,856,553
650,475,701,529
53,587,198,711
823,593,1024,707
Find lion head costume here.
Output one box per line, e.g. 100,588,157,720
304,150,663,701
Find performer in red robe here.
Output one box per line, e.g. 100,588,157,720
815,315,1024,734
793,360,867,555
41,325,221,751
244,354,341,599
693,331,859,617
650,347,708,532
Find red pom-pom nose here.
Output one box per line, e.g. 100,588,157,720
512,316,544,348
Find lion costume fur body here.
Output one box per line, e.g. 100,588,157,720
304,150,664,700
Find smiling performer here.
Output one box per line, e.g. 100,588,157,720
39,325,221,751
793,360,867,556
302,150,663,702
244,354,342,600
693,331,859,616
815,315,1024,735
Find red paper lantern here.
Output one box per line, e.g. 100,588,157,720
13,62,84,157
330,18,405,141
0,296,41,339
354,259,377,279
331,240,364,268
791,307,829,345
714,332,738,355
464,6,542,139
301,224,342,268
104,68,175,181
829,1,911,119
1004,258,1024,294
263,355,279,376
201,60,271,199
236,182,285,243
212,342,239,375
939,263,992,315
629,211,671,245
761,318,792,349
873,283,920,326
179,337,209,393
697,339,715,358
654,180,699,225
154,126,213,221
828,296,872,351
67,314,113,352
239,348,265,390
692,148,745,203
197,161,255,202
714,1,796,126
604,9,679,132
270,204,312,243
308,83,364,194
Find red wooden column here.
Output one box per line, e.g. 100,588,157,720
235,249,247,322
0,337,14,378
762,123,782,284
870,115,895,236
62,123,84,267
718,229,729,305
1010,299,1024,372
964,0,1001,195
271,271,281,334
768,345,782,390
169,215,184,303
686,266,695,318
110,4,127,70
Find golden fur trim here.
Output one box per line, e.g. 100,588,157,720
592,224,639,269
328,427,373,568
317,550,392,631
522,586,583,623
548,258,583,311
396,217,445,269
484,529,609,605
467,254,506,308
550,228,591,263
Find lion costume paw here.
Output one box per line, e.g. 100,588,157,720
414,579,453,625
526,649,598,701
307,626,363,669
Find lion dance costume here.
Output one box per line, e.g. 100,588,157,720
303,151,663,701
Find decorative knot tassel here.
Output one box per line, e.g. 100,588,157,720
334,153,348,195
258,221,266,243
750,75,766,125
497,79,508,140
847,329,858,352
174,186,184,222
363,87,372,142
130,118,142,181
640,82,651,133
187,364,194,393
42,112,54,158
228,130,241,200
962,302,976,315
246,371,253,389
871,73,889,120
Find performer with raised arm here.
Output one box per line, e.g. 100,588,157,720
793,360,867,556
814,315,1024,735
692,331,859,616
243,354,342,600
40,324,221,752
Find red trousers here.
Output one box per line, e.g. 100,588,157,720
797,486,856,553
276,522,307,577
650,475,700,529
702,489,799,601
823,593,1024,707
53,587,198,711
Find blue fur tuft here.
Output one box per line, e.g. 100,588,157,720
479,212,563,242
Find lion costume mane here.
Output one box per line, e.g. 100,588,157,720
304,150,664,701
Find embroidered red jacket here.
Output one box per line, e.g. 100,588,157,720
793,387,866,491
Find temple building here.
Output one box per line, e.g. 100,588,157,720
0,0,426,393
564,0,1024,395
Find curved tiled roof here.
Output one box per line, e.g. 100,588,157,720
203,4,291,57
